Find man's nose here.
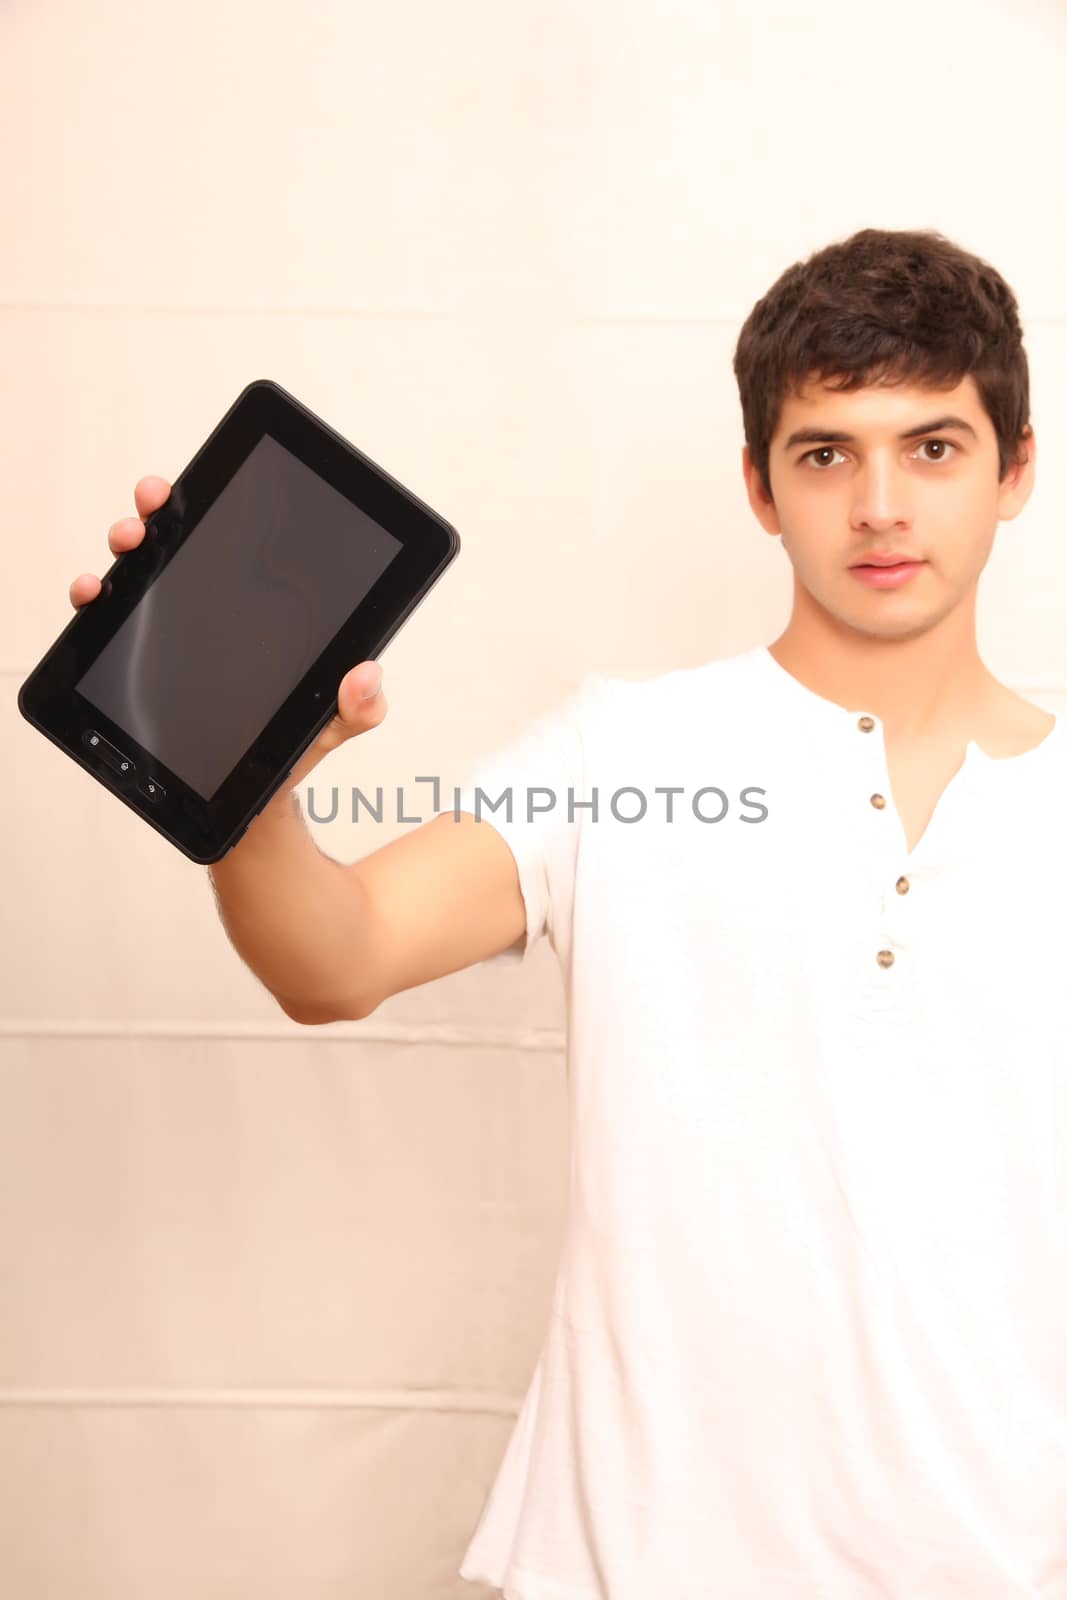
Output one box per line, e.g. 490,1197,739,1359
849,457,913,530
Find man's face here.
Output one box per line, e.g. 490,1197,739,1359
742,373,1034,642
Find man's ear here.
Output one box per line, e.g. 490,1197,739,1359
742,444,781,536
997,423,1036,523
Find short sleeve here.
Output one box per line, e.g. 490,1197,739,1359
453,674,603,968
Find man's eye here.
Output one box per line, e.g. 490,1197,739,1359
799,439,958,470
915,438,957,463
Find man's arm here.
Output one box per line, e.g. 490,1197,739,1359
209,787,525,1025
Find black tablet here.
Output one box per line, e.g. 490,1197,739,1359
18,378,460,864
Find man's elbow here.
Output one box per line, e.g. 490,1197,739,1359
274,986,379,1026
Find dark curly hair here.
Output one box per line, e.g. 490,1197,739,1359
732,227,1032,503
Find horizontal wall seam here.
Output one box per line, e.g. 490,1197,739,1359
0,1019,565,1050
0,304,449,320
0,1387,521,1414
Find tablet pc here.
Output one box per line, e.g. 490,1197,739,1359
17,378,460,865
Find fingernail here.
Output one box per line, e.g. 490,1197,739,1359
360,666,382,699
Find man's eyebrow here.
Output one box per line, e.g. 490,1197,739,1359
782,414,980,453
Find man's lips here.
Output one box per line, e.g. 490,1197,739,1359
850,553,924,568
849,557,926,588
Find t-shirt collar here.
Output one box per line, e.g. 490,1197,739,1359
744,643,1061,773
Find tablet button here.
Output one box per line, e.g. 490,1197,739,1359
138,777,166,803
83,729,136,778
105,749,136,777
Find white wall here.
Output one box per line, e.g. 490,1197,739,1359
3,1,1066,1594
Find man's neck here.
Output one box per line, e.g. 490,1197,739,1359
766,623,1001,749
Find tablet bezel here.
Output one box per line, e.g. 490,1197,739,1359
18,379,460,864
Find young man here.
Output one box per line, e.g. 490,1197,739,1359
71,227,1067,1596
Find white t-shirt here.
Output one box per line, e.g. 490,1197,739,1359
454,643,1067,1600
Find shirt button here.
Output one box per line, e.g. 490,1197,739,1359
857,715,876,732
876,949,895,968
870,793,887,809
896,875,910,894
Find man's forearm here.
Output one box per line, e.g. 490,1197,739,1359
207,787,375,1023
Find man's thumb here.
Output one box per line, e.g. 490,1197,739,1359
338,660,383,725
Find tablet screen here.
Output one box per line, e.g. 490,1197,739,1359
75,433,403,801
